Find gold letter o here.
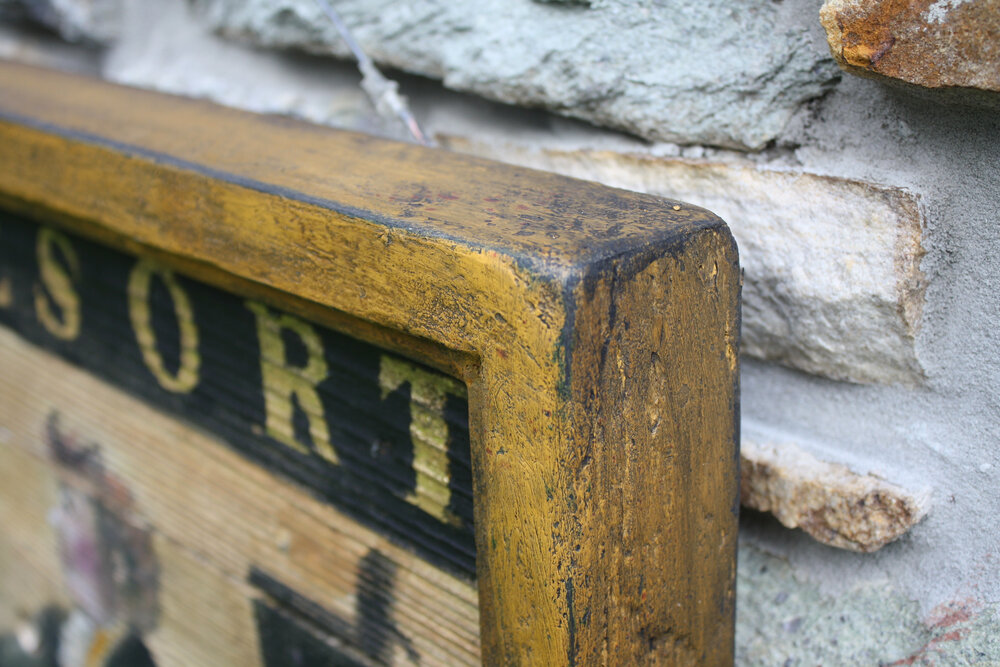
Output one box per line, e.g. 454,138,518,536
128,260,201,394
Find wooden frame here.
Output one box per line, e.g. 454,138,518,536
0,62,739,665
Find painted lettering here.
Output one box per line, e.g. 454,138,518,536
128,260,202,393
0,227,10,308
246,301,339,464
34,228,81,340
1,218,476,574
379,355,465,526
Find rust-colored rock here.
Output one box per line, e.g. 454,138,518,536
741,438,929,552
821,0,1000,103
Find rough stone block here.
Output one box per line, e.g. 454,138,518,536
821,0,1000,105
442,138,926,385
0,0,121,43
0,22,101,73
736,545,1000,665
741,436,928,552
193,0,840,150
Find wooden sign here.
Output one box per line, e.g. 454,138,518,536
0,62,740,666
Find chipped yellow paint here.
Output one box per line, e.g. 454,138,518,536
128,259,201,393
0,62,740,665
380,354,467,526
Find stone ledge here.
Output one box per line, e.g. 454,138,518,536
442,137,927,385
741,436,929,552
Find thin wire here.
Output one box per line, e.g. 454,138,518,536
314,0,432,146
314,0,368,67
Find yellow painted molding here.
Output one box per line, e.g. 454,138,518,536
0,61,740,665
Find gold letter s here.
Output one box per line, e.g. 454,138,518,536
34,228,81,340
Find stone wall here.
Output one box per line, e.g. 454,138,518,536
1,0,998,663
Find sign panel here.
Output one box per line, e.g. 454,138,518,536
0,318,482,666
0,210,482,665
0,212,476,578
0,62,740,666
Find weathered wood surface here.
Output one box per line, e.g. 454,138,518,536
0,61,741,665
0,324,481,666
0,214,476,579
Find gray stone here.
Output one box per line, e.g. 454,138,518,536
193,0,841,150
100,0,402,139
0,0,121,44
735,544,1000,666
0,0,20,19
0,21,101,73
441,138,927,385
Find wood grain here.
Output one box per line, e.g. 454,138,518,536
0,326,481,666
0,213,478,579
0,61,740,665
